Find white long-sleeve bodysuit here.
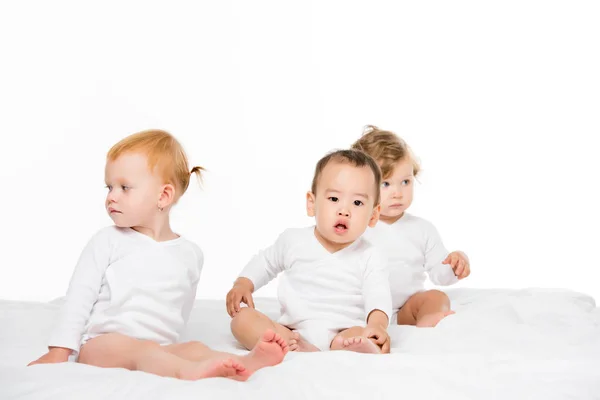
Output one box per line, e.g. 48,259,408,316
240,227,392,350
49,226,203,356
362,213,458,312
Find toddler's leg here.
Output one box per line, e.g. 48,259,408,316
397,290,454,327
230,308,319,352
230,307,293,349
165,329,288,377
79,333,246,380
330,326,380,354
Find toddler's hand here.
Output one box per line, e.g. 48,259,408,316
363,325,391,354
226,277,255,317
28,347,72,366
443,251,470,279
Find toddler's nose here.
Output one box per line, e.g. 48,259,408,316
337,209,350,217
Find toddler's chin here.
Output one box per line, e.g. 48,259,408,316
112,219,133,228
382,208,405,218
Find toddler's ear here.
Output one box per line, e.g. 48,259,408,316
158,184,176,209
368,204,381,227
306,191,316,217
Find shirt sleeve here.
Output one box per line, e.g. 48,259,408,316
362,249,393,322
423,222,458,286
48,230,112,353
182,244,204,324
239,230,290,291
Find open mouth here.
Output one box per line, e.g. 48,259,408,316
334,221,349,233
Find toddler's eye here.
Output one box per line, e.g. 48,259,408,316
354,200,364,206
328,196,339,202
382,181,390,188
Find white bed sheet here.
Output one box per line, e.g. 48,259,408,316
1,288,599,399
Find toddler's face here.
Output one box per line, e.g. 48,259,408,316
379,158,414,222
307,162,380,251
104,152,163,228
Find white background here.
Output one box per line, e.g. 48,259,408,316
0,1,598,303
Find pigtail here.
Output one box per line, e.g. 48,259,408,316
190,166,205,186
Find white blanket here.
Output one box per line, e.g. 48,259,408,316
1,288,599,399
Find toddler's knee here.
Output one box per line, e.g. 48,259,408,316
230,307,256,332
427,290,450,304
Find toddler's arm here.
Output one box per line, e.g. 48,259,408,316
226,230,290,316
39,230,111,362
362,250,393,327
362,250,392,353
423,223,459,286
181,245,204,324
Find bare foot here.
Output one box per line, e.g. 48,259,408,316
240,329,288,376
416,310,455,327
289,332,320,352
332,336,380,354
178,358,248,381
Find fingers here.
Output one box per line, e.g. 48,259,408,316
452,255,459,269
226,291,237,317
446,254,458,271
367,329,391,353
235,290,242,313
455,259,465,277
226,292,233,317
373,333,386,345
245,293,255,309
227,291,242,317
364,328,376,340
447,251,471,279
459,264,471,279
381,337,391,354
227,289,256,317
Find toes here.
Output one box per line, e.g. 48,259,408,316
232,360,246,371
222,359,233,368
262,329,276,342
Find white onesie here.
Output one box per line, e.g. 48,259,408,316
240,226,392,351
48,226,203,357
362,213,457,312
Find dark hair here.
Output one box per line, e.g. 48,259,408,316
311,149,382,205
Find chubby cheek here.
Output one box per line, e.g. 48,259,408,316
353,209,371,230
403,192,414,208
315,212,333,230
381,191,394,206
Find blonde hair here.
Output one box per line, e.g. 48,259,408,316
351,125,420,179
107,129,203,199
311,149,382,205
